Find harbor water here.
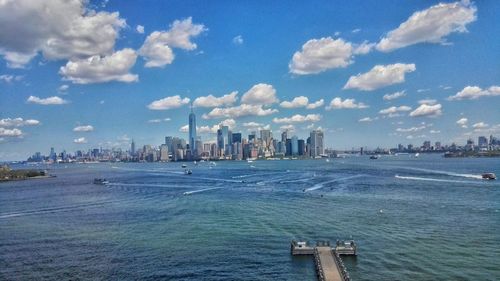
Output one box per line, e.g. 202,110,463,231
1,155,499,280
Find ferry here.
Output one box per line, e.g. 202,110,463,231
482,173,496,180
93,178,109,185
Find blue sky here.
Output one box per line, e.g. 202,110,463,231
0,0,499,160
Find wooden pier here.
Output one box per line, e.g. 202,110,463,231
291,240,355,281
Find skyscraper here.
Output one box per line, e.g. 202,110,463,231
188,105,197,153
131,139,136,155
310,130,324,157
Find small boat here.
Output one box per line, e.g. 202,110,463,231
482,173,496,180
184,169,192,175
369,155,379,159
414,153,420,158
181,164,187,168
93,178,109,185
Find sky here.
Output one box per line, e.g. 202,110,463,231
0,0,499,160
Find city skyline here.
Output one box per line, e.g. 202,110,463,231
1,0,500,161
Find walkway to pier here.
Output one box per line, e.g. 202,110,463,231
315,247,342,281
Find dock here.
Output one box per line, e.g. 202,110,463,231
291,240,356,281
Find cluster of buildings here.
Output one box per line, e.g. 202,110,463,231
393,135,500,154
27,108,326,163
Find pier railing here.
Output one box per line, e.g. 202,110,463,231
313,248,326,281
333,251,350,281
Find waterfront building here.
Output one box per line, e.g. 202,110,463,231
310,130,324,157
478,136,488,148
291,136,299,156
160,144,169,161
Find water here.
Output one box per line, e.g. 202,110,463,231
1,155,499,280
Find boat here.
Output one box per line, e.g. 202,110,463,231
414,153,420,158
369,155,379,159
247,160,254,163
184,169,192,175
181,164,187,168
93,178,109,185
482,173,496,180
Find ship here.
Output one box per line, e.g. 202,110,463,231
369,155,379,159
482,173,496,180
93,178,109,185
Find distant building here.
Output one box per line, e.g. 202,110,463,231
478,136,488,148
188,105,197,154
291,136,298,156
160,144,169,161
309,130,324,157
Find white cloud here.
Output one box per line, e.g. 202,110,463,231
136,25,145,34
232,35,244,45
429,130,441,134
418,99,437,105
202,104,278,119
0,74,23,83
472,122,488,129
352,28,361,33
0,0,126,68
272,114,321,124
326,97,368,110
383,90,406,100
241,83,278,105
27,95,68,105
0,127,23,137
379,105,412,118
58,84,69,92
0,118,39,127
59,48,138,84
147,118,171,123
409,103,442,117
353,41,375,55
396,125,426,132
147,95,190,110
344,63,416,91
447,85,500,100
376,1,477,52
243,122,263,128
73,137,87,144
180,118,236,134
73,125,94,132
456,117,468,128
289,37,355,75
306,99,324,109
358,117,373,122
193,91,238,107
280,124,295,132
139,17,207,68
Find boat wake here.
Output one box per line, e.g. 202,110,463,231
183,187,224,195
396,167,483,180
304,175,364,192
395,175,482,184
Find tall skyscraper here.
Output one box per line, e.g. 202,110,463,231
310,130,324,157
131,139,136,155
188,105,197,153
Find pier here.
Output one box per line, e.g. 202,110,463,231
291,240,356,281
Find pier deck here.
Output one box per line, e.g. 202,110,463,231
291,240,355,281
315,247,342,281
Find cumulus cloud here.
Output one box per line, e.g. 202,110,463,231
418,99,437,105
27,95,68,105
289,37,354,75
0,127,23,137
472,122,488,129
73,137,87,144
0,74,23,83
243,122,264,128
73,125,94,132
59,48,138,84
180,118,236,134
376,1,477,52
232,35,244,45
193,91,238,107
0,118,40,127
147,118,171,123
0,0,126,68
280,124,296,132
272,114,321,124
202,104,278,119
241,83,278,105
383,90,406,100
358,117,373,122
279,96,324,109
353,41,375,55
379,105,412,116
396,125,427,132
447,85,500,100
58,84,69,92
147,95,190,110
409,103,442,117
326,97,368,110
456,117,468,128
139,17,207,68
343,63,416,91
136,25,145,34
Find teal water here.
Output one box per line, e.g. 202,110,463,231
1,155,499,280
